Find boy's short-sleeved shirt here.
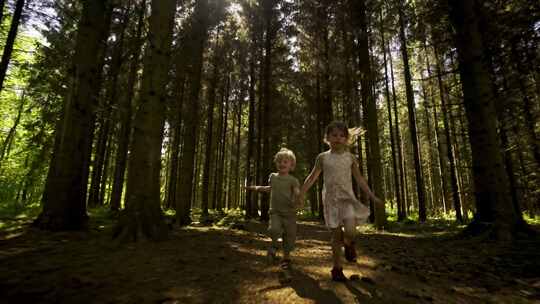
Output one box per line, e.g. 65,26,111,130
268,173,300,214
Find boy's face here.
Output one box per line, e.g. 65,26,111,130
276,157,293,174
327,129,347,147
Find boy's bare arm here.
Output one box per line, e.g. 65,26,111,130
245,185,271,192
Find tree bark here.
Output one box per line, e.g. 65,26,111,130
245,24,257,218
355,0,385,228
109,0,146,212
398,1,426,222
387,34,407,220
34,0,111,231
113,0,177,241
88,3,131,208
448,0,530,240
177,0,209,225
433,48,463,222
201,36,221,218
379,8,402,218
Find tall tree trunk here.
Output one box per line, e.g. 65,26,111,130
433,48,463,223
398,1,426,222
355,0,385,228
201,37,221,218
425,37,450,214
420,67,435,212
113,0,177,241
259,0,276,222
0,0,24,94
245,29,257,218
216,78,230,212
89,3,131,208
379,8,401,218
109,0,146,212
34,0,111,231
448,0,529,239
165,44,190,210
177,0,209,225
387,35,407,220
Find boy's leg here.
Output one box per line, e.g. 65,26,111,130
281,214,297,263
268,214,283,261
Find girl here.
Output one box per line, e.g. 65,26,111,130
299,121,383,281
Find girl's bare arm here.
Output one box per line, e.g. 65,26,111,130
351,161,382,204
301,166,322,194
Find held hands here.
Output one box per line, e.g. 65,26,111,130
293,188,304,210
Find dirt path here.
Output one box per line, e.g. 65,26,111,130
0,217,539,303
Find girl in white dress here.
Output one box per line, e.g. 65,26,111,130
299,121,383,281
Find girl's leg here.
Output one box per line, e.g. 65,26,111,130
343,218,356,245
343,218,357,262
330,227,347,281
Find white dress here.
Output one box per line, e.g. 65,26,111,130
317,150,370,228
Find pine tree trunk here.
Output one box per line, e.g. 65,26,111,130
355,0,385,228
0,0,24,93
433,48,463,223
398,2,426,222
448,0,530,240
259,0,276,222
88,4,130,208
420,69,435,212
88,120,109,207
245,30,257,218
177,0,209,226
34,0,111,231
109,0,146,211
201,38,221,218
112,0,177,241
165,54,188,210
217,79,230,212
425,38,450,214
380,8,402,217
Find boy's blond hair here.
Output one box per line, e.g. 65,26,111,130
274,148,296,170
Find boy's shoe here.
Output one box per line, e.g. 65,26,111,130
280,258,292,270
267,247,279,263
331,266,347,282
344,242,357,262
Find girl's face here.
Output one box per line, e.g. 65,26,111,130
276,158,293,174
327,128,348,148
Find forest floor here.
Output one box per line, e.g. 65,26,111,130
1,209,540,304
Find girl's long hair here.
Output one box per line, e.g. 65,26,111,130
324,121,366,147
